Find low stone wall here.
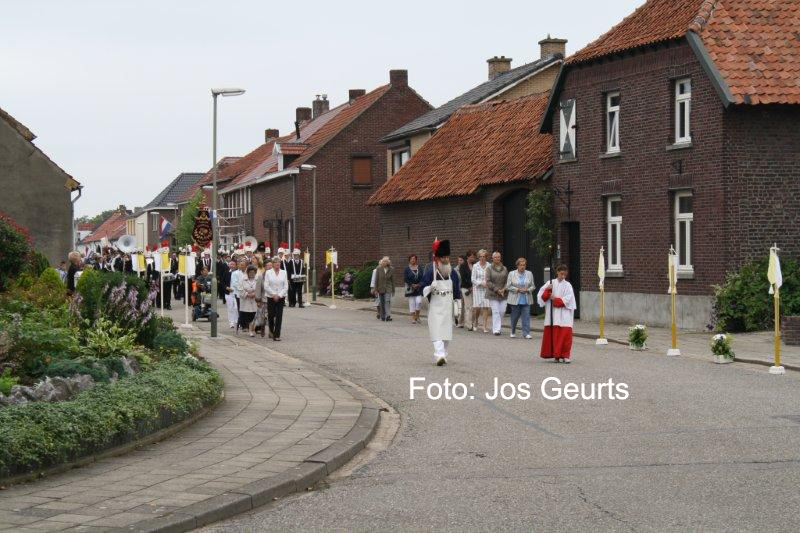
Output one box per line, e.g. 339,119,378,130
783,316,800,345
580,291,714,331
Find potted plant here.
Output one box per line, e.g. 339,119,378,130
711,333,734,364
628,324,648,350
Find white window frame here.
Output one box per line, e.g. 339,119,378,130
675,79,691,144
606,92,620,153
674,191,693,271
391,149,410,175
607,196,623,272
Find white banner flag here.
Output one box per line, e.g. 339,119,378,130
598,247,606,289
768,246,782,295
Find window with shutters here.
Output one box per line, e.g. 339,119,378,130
352,156,373,186
607,196,623,271
606,92,620,153
559,99,577,161
674,79,691,144
674,191,693,271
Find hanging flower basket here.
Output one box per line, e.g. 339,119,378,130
711,333,734,364
628,324,648,350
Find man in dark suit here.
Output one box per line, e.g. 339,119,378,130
286,248,306,307
216,255,230,302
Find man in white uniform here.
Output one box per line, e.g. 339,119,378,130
421,239,461,366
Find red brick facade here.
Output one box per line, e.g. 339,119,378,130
547,40,800,327
249,76,432,269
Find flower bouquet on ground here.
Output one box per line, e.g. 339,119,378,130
711,333,734,364
628,324,648,350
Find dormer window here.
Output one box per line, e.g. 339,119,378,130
391,149,410,175
606,92,620,153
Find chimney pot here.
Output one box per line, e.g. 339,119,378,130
265,129,279,142
389,69,408,87
295,107,312,123
487,56,512,80
538,35,567,59
348,89,366,101
312,95,330,118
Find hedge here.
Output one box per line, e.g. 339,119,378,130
0,358,222,479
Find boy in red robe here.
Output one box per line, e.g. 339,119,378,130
537,264,577,363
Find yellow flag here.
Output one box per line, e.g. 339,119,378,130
178,255,187,275
137,254,146,272
160,252,169,272
325,250,332,266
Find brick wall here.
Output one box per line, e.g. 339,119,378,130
378,182,534,270
724,105,800,264
249,80,432,269
551,41,727,297
784,316,800,346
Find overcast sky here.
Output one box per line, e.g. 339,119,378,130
2,0,642,217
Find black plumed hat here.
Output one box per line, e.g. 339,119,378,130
433,239,450,258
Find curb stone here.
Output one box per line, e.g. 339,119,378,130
125,373,382,533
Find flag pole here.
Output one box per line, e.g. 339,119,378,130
596,246,608,345
330,247,337,310
667,246,681,356
303,247,311,307
769,244,785,374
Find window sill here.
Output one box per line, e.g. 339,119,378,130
677,270,694,280
605,269,624,278
352,184,373,189
599,151,621,159
667,141,693,151
559,156,577,164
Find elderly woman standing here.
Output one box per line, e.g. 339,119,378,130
485,251,508,335
238,265,259,337
506,257,534,339
404,254,423,324
470,249,491,333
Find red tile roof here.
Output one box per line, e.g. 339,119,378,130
368,93,552,205
82,210,129,243
567,0,800,105
221,85,392,192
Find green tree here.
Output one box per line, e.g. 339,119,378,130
76,209,115,229
525,188,554,259
175,190,203,246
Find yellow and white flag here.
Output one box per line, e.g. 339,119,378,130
768,246,782,295
325,249,338,267
598,247,606,289
160,252,169,273
178,255,187,276
668,247,678,294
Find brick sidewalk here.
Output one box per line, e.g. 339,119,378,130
0,332,374,532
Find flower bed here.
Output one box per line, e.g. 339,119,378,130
0,356,222,480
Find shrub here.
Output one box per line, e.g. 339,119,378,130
711,333,734,360
153,330,189,357
81,317,136,360
43,358,109,383
7,268,66,311
353,267,374,299
628,324,648,348
0,368,19,395
0,358,222,477
0,213,32,291
713,258,800,332
333,267,358,295
5,312,81,378
26,251,50,278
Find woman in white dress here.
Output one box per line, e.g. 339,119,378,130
470,249,491,333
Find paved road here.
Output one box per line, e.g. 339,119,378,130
199,304,800,532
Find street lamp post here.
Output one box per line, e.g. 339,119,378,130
300,164,317,302
210,87,245,337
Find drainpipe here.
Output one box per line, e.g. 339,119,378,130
71,185,83,250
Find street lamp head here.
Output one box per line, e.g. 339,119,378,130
211,88,246,97
300,164,316,171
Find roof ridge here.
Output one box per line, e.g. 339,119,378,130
457,91,550,114
689,0,719,33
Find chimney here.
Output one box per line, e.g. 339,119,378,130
487,56,512,80
389,69,408,87
117,204,127,212
295,107,312,123
348,89,366,102
312,95,329,118
539,34,567,59
265,129,279,142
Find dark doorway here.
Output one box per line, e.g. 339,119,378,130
564,221,581,319
502,189,545,314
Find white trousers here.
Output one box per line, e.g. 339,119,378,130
408,295,423,313
489,299,507,334
433,340,449,361
225,293,238,327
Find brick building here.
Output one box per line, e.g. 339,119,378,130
207,69,431,269
540,0,800,329
369,93,552,288
380,36,564,178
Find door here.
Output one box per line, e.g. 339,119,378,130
502,189,545,314
565,222,581,319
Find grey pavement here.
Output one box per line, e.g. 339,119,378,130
0,327,369,532
197,299,800,532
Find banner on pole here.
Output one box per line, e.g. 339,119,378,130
668,247,678,294
178,255,187,276
598,247,605,289
768,245,782,295
186,254,197,277
325,249,338,267
137,254,146,272
160,252,169,273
